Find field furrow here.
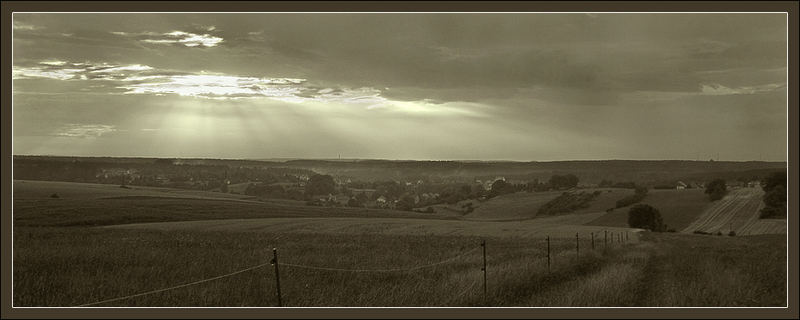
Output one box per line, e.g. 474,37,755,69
681,188,784,235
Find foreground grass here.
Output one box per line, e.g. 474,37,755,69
13,226,785,307
633,232,786,307
14,227,620,307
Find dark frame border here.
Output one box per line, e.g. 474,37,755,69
2,1,797,319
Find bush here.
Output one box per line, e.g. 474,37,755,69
627,204,665,232
728,230,736,237
548,174,579,190
615,187,648,208
760,176,786,219
50,193,59,199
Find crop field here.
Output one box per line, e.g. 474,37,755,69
682,188,786,236
11,180,788,307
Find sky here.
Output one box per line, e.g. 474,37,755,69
12,13,788,161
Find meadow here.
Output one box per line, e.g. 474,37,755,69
11,180,788,307
588,188,713,231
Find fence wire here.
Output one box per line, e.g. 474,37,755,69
75,246,481,307
75,261,272,307
278,247,481,273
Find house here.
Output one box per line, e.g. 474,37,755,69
676,181,687,190
747,181,761,188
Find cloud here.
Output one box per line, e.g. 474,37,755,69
13,61,158,81
13,60,394,106
119,73,309,100
13,21,42,31
111,30,223,47
700,83,785,96
55,124,116,138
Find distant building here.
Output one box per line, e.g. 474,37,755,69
747,181,761,188
676,181,687,190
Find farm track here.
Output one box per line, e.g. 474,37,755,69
681,188,784,235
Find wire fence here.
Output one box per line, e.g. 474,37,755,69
74,231,634,307
76,261,273,307
277,246,480,273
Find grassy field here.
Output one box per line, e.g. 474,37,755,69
13,180,454,227
13,227,785,307
11,180,788,307
103,214,638,239
587,189,712,231
14,180,256,201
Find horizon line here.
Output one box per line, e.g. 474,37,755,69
10,154,788,163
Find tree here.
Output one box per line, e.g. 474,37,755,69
396,194,417,211
548,174,579,190
306,174,335,196
489,179,515,198
705,179,727,201
762,171,786,193
627,204,665,232
759,171,787,219
760,184,787,218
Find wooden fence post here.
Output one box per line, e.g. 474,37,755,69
591,232,595,250
546,236,551,273
575,233,579,261
481,239,487,302
271,248,283,307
